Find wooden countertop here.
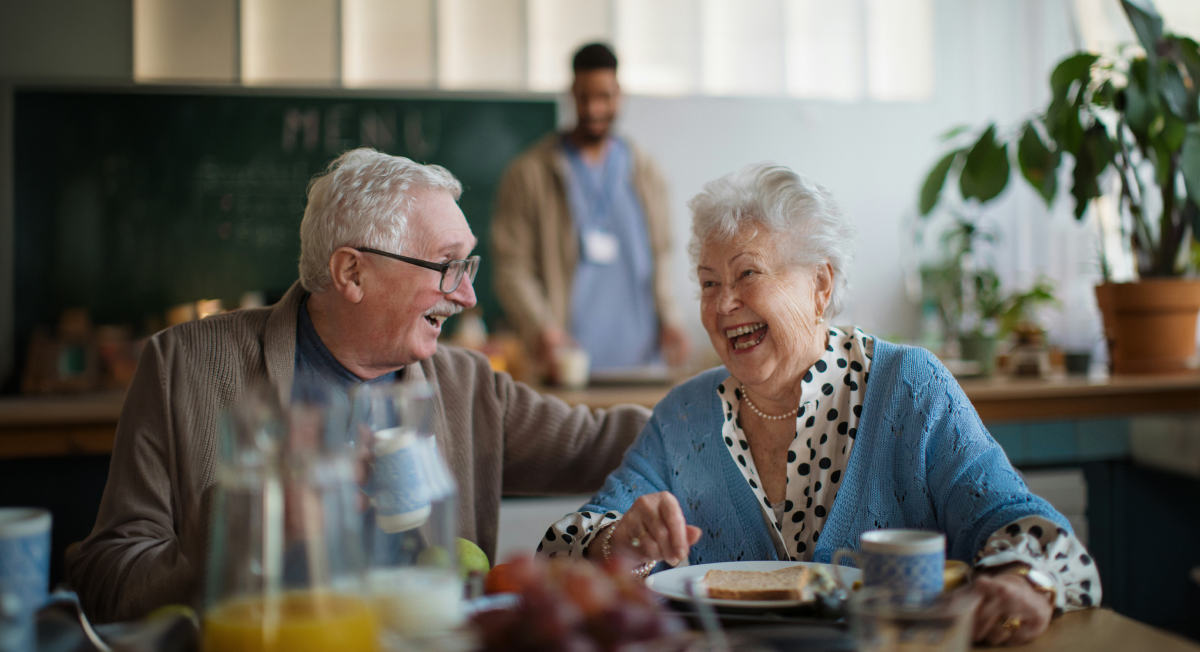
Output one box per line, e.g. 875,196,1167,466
1017,608,1200,651
3,371,1200,458
544,372,1200,423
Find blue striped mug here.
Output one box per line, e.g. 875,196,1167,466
833,529,946,597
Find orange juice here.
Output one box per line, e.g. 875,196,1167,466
204,592,378,652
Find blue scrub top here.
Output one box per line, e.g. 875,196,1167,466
561,136,662,370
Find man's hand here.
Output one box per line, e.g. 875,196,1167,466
659,325,691,368
538,326,570,368
588,492,701,566
971,572,1054,646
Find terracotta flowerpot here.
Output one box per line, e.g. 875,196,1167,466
1094,279,1200,375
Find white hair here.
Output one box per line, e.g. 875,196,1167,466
299,148,463,293
687,163,856,318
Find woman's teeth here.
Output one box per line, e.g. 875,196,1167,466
726,323,765,338
727,323,767,349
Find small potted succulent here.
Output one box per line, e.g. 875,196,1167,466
918,0,1200,374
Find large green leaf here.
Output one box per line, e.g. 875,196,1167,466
1050,53,1098,101
1183,124,1200,207
1160,112,1188,153
1047,93,1086,154
1121,62,1156,136
1121,0,1164,61
1160,62,1189,118
938,125,971,141
1184,200,1200,239
959,125,1011,204
919,149,961,216
1017,121,1060,208
1070,125,1115,220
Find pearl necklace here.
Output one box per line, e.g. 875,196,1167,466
740,385,800,421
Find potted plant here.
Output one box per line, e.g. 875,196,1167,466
1000,278,1061,377
918,0,1200,374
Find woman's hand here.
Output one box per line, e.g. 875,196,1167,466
971,572,1054,646
593,492,702,566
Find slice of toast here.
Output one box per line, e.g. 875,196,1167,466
702,565,811,601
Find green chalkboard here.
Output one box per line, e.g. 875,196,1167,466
12,89,556,387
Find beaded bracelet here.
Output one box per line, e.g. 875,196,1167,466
600,520,657,578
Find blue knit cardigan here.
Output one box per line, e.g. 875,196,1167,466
578,338,1068,566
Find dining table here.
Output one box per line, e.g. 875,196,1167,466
1010,607,1199,651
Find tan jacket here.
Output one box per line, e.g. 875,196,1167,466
491,133,682,353
67,282,649,623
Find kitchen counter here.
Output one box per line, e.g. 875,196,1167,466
2,372,1199,458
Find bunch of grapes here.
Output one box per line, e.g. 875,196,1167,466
472,556,687,652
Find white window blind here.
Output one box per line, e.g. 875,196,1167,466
241,0,339,85
438,0,525,90
527,0,612,92
131,0,937,100
133,0,237,82
701,0,785,96
343,0,435,88
616,0,698,95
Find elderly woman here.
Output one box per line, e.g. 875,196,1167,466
538,164,1100,645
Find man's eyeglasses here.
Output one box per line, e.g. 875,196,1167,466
355,247,481,294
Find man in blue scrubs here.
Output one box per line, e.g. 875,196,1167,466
492,43,689,377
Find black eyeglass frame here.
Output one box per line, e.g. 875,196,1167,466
354,247,480,293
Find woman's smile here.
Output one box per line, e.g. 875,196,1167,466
726,321,769,351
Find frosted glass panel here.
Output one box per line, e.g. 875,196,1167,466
865,0,933,101
785,0,863,101
616,0,697,95
134,0,237,82
343,0,434,87
439,0,524,89
701,0,784,96
242,0,338,85
528,0,612,92
1158,0,1200,40
1073,0,1134,53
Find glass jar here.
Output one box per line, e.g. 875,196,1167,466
353,381,462,645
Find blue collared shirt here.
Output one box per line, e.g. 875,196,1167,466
292,294,400,404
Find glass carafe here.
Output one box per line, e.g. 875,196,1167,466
203,386,377,652
353,381,462,643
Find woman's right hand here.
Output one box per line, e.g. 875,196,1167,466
600,492,702,566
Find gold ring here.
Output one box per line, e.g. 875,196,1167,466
1001,616,1022,631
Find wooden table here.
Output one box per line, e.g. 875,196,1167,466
1017,608,1199,651
2,372,1200,458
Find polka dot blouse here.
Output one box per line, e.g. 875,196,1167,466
538,326,1101,611
718,326,873,561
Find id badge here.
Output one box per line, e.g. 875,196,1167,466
582,229,619,264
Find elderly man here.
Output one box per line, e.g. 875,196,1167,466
492,43,689,376
67,149,649,623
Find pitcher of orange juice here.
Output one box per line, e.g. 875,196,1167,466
204,385,379,652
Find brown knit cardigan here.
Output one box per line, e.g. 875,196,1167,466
66,282,649,623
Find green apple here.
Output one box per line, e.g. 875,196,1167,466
457,538,490,578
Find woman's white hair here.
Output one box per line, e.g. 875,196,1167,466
687,163,856,318
299,148,463,293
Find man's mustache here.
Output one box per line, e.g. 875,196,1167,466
424,302,463,317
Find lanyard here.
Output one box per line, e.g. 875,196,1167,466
566,138,621,229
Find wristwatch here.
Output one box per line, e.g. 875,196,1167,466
1004,564,1058,608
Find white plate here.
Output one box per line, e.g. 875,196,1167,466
644,561,860,609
